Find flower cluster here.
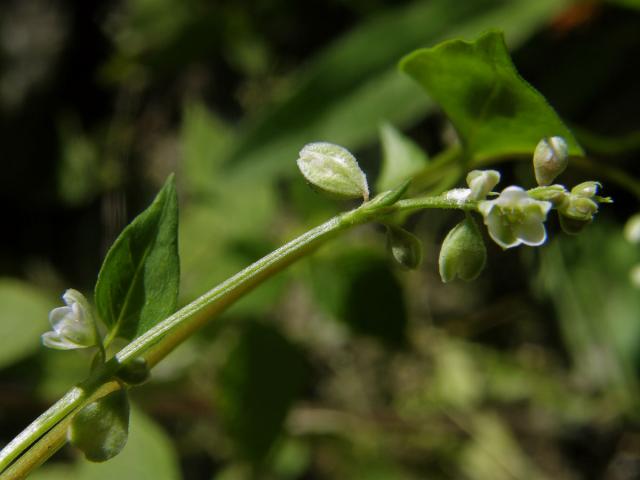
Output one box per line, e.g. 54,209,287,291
469,137,608,251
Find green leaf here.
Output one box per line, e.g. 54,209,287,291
376,123,429,193
0,279,54,369
400,30,583,163
32,408,181,480
95,175,180,341
216,322,308,462
77,408,180,479
69,389,130,462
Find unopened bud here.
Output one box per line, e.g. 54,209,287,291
533,136,568,186
297,142,369,201
571,181,600,198
558,196,598,235
386,225,423,270
466,170,500,200
527,185,568,207
560,196,598,222
439,216,486,283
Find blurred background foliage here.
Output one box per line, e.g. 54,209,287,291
1,0,640,478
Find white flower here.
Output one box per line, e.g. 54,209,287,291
42,289,97,350
466,170,500,200
478,186,552,249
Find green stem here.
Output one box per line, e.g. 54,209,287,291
0,193,473,479
0,388,85,472
1,382,120,480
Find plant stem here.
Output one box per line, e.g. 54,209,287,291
1,382,120,480
0,193,474,479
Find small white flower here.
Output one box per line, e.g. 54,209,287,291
42,289,97,350
466,170,500,200
478,186,552,249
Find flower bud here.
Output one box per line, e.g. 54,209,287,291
558,196,598,235
466,170,500,200
439,216,487,283
42,289,97,350
571,181,600,198
386,225,423,270
297,142,369,201
527,185,568,207
559,196,598,222
533,136,569,186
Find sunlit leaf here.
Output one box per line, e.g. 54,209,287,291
94,175,179,341
400,30,583,163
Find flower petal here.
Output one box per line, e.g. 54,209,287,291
41,331,81,350
514,218,547,246
495,186,528,206
49,306,73,332
485,209,520,249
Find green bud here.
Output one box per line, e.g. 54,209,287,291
571,181,600,198
297,142,369,201
69,389,130,462
386,225,423,270
527,185,568,207
466,170,500,200
533,136,568,186
439,216,487,283
115,358,150,385
558,195,598,235
559,196,598,222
